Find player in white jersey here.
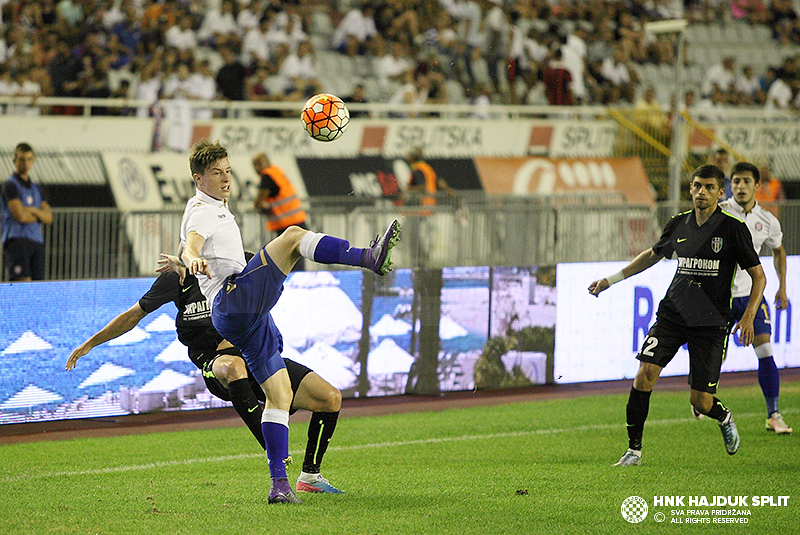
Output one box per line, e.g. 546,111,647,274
719,161,791,434
170,141,401,503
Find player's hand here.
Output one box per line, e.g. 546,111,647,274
157,253,189,285
588,278,610,297
732,318,755,347
66,344,90,370
775,289,789,311
188,257,211,279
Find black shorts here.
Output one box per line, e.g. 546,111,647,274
636,319,729,394
3,238,45,281
201,347,313,414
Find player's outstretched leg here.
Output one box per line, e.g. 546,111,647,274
298,220,401,276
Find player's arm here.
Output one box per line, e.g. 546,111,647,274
772,245,788,310
66,303,147,370
5,197,40,224
732,264,767,347
181,231,210,278
588,247,663,296
32,200,53,224
156,253,189,284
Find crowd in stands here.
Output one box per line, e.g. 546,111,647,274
0,0,800,116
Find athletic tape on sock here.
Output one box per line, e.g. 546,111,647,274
298,231,324,261
261,408,289,428
754,342,773,359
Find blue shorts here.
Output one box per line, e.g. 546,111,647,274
212,248,288,385
729,296,771,338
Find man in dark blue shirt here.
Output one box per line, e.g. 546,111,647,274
0,143,52,281
589,164,766,466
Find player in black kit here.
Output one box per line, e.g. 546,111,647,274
588,164,766,466
66,261,345,494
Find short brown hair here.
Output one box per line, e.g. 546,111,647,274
189,140,228,176
691,164,726,189
14,142,34,157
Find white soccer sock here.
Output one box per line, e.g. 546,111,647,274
298,231,324,261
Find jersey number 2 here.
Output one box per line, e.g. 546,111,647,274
641,336,659,357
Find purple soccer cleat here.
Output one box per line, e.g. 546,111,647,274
268,478,302,504
362,220,401,276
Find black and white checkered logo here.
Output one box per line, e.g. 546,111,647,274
621,496,648,523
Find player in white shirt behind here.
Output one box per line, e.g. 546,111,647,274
166,140,401,504
718,161,792,434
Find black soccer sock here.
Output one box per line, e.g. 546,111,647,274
228,378,266,450
626,387,652,451
303,411,340,473
704,397,730,422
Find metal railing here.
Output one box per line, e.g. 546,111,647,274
3,197,797,281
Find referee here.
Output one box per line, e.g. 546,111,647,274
588,164,766,466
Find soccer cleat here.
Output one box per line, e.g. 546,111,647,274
718,412,740,455
613,449,642,467
766,412,793,434
691,405,705,420
296,474,344,494
362,220,401,275
268,478,302,504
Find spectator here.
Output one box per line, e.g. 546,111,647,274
601,45,638,104
735,65,762,105
216,46,248,107
134,59,163,118
1,142,52,282
561,30,588,105
483,0,512,96
276,39,321,100
764,68,794,111
542,48,573,106
635,86,668,135
165,14,197,51
708,147,733,199
701,56,736,99
242,14,271,68
730,0,768,24
236,0,262,35
375,39,413,90
331,2,377,56
190,60,216,120
197,0,239,48
343,83,369,118
247,65,281,117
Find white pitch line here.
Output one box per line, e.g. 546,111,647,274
3,409,791,484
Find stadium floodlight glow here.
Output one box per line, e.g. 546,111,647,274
644,19,688,34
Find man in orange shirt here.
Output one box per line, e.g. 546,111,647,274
755,160,785,218
253,153,308,270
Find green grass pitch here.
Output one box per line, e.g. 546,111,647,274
1,381,797,535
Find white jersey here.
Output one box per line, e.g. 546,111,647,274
180,189,246,307
720,199,782,298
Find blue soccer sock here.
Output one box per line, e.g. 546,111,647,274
262,409,290,480
756,350,780,416
299,232,365,267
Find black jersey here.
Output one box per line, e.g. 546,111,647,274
652,207,760,328
138,272,222,367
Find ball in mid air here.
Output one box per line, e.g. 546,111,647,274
301,93,350,142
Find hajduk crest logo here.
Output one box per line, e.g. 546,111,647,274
712,237,723,253
621,496,648,523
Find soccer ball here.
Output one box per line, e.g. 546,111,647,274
301,93,350,142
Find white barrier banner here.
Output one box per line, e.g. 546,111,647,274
0,116,154,151
200,119,619,158
103,152,304,210
555,257,799,384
